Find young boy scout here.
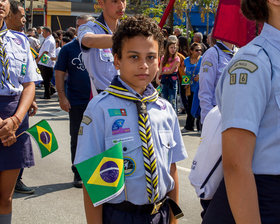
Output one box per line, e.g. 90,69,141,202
74,15,188,224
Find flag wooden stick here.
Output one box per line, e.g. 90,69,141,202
16,131,25,138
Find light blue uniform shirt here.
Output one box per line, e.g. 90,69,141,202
75,76,187,205
199,41,234,123
0,23,42,96
78,20,118,90
216,23,280,175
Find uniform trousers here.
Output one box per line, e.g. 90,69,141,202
103,201,170,224
69,104,88,179
202,175,280,224
38,64,54,98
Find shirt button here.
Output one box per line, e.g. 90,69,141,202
123,147,127,151
167,143,170,147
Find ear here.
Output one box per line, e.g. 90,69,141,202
113,54,120,70
267,0,280,6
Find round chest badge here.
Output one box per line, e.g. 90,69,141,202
123,157,136,176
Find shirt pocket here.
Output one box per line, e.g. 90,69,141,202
105,134,142,178
99,48,114,63
158,130,177,166
159,130,176,150
9,51,27,83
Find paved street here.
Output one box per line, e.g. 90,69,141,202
13,89,202,224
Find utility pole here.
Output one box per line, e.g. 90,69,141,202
29,0,34,28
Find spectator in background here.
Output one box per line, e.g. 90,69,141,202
36,26,44,45
174,27,182,38
27,28,41,52
181,42,203,133
55,15,92,188
55,29,63,41
67,27,76,36
193,32,207,53
37,26,56,99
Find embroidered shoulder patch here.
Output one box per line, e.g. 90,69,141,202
228,60,258,74
202,61,213,67
82,115,92,125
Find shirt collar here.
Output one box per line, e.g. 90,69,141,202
117,76,157,100
1,22,7,31
260,23,280,52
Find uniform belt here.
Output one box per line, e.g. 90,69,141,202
105,196,184,219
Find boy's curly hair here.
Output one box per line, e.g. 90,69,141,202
112,15,164,58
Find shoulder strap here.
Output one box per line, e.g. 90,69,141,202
213,46,220,65
253,43,273,80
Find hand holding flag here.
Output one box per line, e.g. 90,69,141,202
75,142,125,207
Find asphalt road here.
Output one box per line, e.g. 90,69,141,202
12,89,202,224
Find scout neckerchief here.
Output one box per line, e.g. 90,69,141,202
94,13,110,34
0,29,13,88
215,41,234,58
106,76,159,203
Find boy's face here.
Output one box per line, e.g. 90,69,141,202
114,35,159,95
99,0,126,21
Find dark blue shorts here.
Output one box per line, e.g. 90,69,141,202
202,175,280,224
0,95,34,171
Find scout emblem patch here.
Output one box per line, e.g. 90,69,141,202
124,157,136,176
112,119,130,135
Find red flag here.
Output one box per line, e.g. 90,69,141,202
212,0,262,47
159,0,176,28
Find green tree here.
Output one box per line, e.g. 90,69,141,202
195,0,219,34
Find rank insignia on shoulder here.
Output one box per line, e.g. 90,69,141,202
21,64,26,76
202,61,213,67
229,60,258,74
108,109,127,117
230,74,236,85
82,115,92,125
78,126,83,135
239,73,248,84
36,68,41,74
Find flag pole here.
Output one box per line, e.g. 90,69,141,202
124,182,128,201
16,131,25,138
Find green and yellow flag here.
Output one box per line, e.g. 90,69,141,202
30,47,39,59
181,75,191,85
26,120,58,158
40,53,50,64
76,142,125,207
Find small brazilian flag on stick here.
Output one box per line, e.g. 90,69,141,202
181,75,190,85
40,53,50,64
25,120,58,158
76,142,125,207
